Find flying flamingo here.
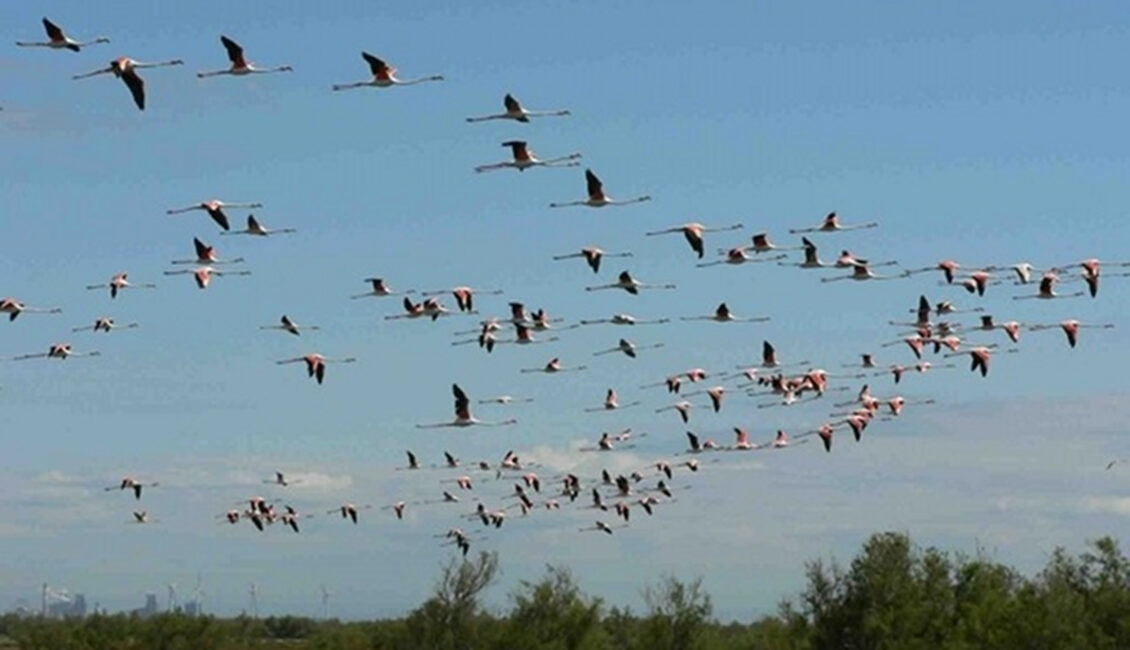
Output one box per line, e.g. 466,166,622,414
697,247,786,267
880,335,926,359
730,232,805,255
680,302,769,324
420,286,501,313
86,273,156,299
655,400,693,423
553,246,632,274
1030,319,1114,348
519,357,587,374
578,521,618,535
326,503,372,524
821,262,901,283
943,345,1015,377
789,212,878,234
105,477,158,500
416,384,518,428
197,36,292,78
1013,272,1085,301
332,52,443,91
951,270,1001,296
466,93,570,122
478,395,534,405
584,389,641,412
778,237,831,269
164,266,251,289
260,315,320,336
73,317,138,333
166,200,263,231
593,338,665,359
754,340,809,369
833,250,898,269
73,57,183,110
1,298,61,322
885,396,936,417
12,343,99,361
351,278,414,299
903,260,964,284
221,215,295,237
17,18,109,52
645,222,744,259
385,297,451,321
264,472,302,487
586,271,676,295
276,354,357,384
170,238,244,266
495,323,558,347
1052,259,1130,298
579,313,670,326
474,141,581,173
684,431,719,454
130,511,157,524
549,169,651,208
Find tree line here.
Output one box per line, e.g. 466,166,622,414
3,531,1129,649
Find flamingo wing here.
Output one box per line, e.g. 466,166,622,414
220,36,247,67
585,169,604,200
503,93,521,112
121,68,145,111
362,52,391,78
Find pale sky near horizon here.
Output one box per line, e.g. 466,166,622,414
1,1,1129,620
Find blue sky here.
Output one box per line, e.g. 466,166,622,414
2,1,1129,620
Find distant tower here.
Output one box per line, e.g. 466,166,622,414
249,583,259,619
41,583,47,618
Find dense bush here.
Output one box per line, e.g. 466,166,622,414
6,533,1130,649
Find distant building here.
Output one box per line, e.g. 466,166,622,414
46,593,87,619
130,593,159,619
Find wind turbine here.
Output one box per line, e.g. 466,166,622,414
249,582,260,618
191,573,205,616
319,584,332,620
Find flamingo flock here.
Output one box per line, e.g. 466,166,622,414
5,14,1126,568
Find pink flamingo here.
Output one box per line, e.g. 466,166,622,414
1030,319,1114,348
697,247,786,267
86,273,156,299
12,343,99,361
586,270,676,294
416,384,518,428
105,476,158,500
646,222,744,259
1013,271,1085,301
197,36,292,78
170,238,244,266
17,18,109,52
164,266,251,289
276,354,356,384
520,357,588,374
550,169,651,208
466,93,570,122
821,262,901,283
579,313,670,326
789,212,877,234
475,141,580,173
333,52,443,91
420,286,501,313
221,214,296,237
553,246,633,274
778,237,832,269
593,338,665,359
166,200,263,231
73,317,138,333
680,302,769,323
351,278,413,299
260,315,320,336
1,298,61,322
584,389,641,412
73,56,183,110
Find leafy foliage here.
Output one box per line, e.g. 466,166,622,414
6,533,1130,649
